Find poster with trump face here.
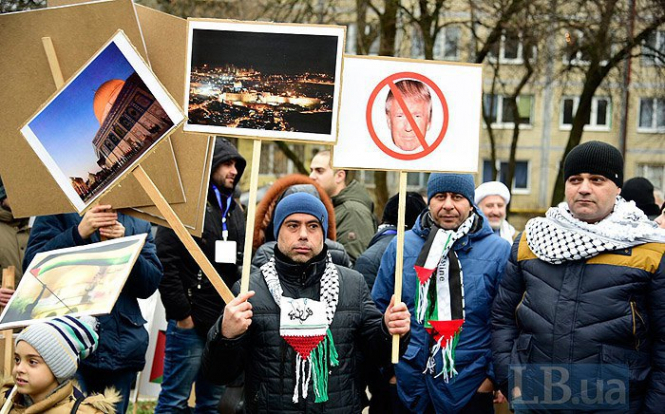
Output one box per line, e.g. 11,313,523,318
333,55,482,172
20,30,184,213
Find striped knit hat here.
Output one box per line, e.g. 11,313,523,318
16,315,99,383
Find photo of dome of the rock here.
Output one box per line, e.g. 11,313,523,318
21,33,182,212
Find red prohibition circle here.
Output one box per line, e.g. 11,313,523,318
366,72,449,161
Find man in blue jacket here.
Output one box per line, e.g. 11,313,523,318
373,173,510,413
492,141,665,413
23,205,162,413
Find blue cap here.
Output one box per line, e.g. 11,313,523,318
427,173,475,204
273,192,328,239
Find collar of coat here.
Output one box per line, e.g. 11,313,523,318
273,244,329,288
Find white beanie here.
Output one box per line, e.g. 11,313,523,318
474,181,511,205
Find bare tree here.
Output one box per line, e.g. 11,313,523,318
550,0,665,205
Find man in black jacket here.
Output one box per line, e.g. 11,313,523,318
492,141,665,413
155,137,246,413
202,193,410,413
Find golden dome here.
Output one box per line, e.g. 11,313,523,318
93,79,125,124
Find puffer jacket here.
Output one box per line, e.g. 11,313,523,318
201,245,409,413
23,213,162,372
355,225,398,291
1,380,120,413
372,210,510,413
332,180,377,262
492,232,665,413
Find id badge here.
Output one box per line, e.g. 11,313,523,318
215,240,237,264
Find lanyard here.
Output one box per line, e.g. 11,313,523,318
212,185,232,241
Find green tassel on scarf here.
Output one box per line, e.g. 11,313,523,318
310,329,339,403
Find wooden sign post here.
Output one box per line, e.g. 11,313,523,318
40,36,234,304
391,172,408,363
240,140,262,295
1,266,15,377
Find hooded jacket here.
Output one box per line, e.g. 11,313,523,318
201,245,409,413
372,210,510,413
332,180,377,262
157,137,247,337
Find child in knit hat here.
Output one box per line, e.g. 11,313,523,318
0,315,119,413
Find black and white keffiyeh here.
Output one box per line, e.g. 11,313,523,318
526,197,665,264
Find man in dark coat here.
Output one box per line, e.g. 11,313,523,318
493,141,665,413
201,193,410,413
155,137,246,413
23,205,162,413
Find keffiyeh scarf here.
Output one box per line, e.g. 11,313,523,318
260,254,340,404
526,197,665,264
414,213,475,380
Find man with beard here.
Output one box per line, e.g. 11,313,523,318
155,137,246,413
475,181,516,243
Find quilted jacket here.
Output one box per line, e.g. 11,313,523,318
492,232,665,413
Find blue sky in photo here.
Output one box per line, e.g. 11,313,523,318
29,41,135,179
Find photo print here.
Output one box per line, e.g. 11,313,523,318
20,30,185,213
184,19,345,143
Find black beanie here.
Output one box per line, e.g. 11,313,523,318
382,192,427,229
622,177,661,217
563,141,623,188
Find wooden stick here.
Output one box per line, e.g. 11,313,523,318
0,385,16,414
41,37,64,89
240,139,262,294
2,267,15,377
132,166,234,304
392,171,408,363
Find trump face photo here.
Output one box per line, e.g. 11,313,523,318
384,80,432,152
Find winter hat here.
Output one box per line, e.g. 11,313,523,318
273,193,328,240
564,141,623,188
16,315,99,383
427,173,475,205
382,192,427,229
622,177,661,217
475,181,511,205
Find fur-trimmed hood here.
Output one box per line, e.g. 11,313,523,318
253,174,337,252
0,379,120,414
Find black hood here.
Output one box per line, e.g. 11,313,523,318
211,137,247,190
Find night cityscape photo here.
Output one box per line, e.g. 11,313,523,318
186,24,342,139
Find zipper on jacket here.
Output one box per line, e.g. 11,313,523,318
515,291,527,329
630,301,644,350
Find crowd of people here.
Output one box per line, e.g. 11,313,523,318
1,139,665,413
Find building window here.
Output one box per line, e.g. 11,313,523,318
482,160,530,193
638,98,665,132
560,96,611,131
434,26,460,61
488,30,531,64
259,143,304,176
407,172,430,189
642,30,665,66
637,164,665,191
483,94,534,127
